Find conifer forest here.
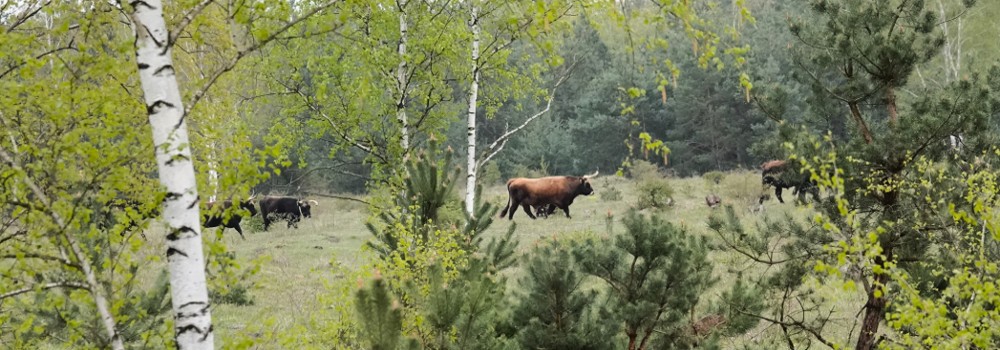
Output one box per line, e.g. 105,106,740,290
4,0,1000,349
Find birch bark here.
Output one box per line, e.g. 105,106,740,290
127,1,214,348
464,4,481,215
396,0,410,152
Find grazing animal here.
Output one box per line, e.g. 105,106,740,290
499,171,598,220
759,160,820,204
203,199,258,239
258,196,318,231
705,194,722,208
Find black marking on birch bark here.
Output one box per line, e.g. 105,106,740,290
129,0,157,10
166,247,188,257
179,301,207,309
173,114,186,130
165,192,183,201
175,324,208,336
138,62,150,70
200,325,214,341
146,100,175,115
153,64,174,77
165,153,190,166
166,226,197,241
187,197,199,210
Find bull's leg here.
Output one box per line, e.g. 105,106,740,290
521,203,537,219
234,225,246,240
262,213,272,231
507,199,521,220
561,205,571,219
774,187,785,203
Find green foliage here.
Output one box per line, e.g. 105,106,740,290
205,232,267,306
599,184,624,202
703,171,726,185
573,210,715,349
509,239,615,350
366,140,462,260
631,162,674,209
478,162,502,187
355,277,420,350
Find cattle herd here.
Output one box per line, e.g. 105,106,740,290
203,163,817,238
202,196,318,238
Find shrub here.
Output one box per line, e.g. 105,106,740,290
628,160,661,182
635,178,673,210
600,184,623,201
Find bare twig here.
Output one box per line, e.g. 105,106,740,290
0,281,88,300
169,0,217,46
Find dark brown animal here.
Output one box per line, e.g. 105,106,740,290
258,196,317,231
499,171,598,220
759,160,820,204
203,199,258,239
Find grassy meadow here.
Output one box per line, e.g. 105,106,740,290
136,171,865,348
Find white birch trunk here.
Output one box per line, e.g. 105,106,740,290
128,1,214,349
464,5,481,215
396,1,410,152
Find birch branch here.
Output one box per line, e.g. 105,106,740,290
0,145,125,350
184,0,340,116
477,67,572,170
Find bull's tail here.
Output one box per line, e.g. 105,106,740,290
499,180,514,218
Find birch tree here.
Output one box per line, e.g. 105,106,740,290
268,0,463,182
0,2,166,348
462,0,575,214
126,1,216,347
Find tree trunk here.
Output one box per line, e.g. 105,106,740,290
847,101,874,144
128,1,214,349
856,272,888,350
396,1,410,152
885,85,898,126
464,5,480,215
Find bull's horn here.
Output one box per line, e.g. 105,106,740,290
308,200,318,206
583,170,599,179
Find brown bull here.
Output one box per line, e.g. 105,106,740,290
499,171,598,220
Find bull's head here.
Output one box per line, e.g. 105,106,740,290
239,200,258,217
578,170,599,195
297,199,318,218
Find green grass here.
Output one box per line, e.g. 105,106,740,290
133,172,865,348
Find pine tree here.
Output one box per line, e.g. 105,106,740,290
762,0,1000,348
509,240,615,350
573,210,715,350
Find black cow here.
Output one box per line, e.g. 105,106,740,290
759,160,821,204
203,199,258,239
258,196,317,230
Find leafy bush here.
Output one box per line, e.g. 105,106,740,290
628,159,661,182
599,184,623,201
635,178,673,210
